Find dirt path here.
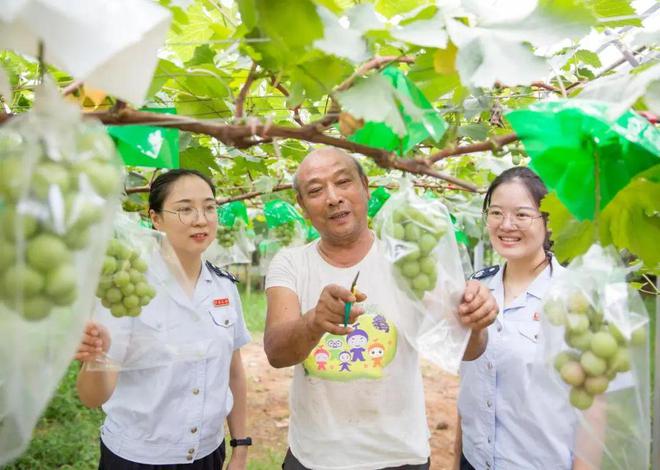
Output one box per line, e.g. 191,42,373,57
242,334,459,469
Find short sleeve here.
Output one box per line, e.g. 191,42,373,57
229,284,251,350
265,248,298,292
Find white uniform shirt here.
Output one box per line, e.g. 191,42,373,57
100,256,251,465
459,258,579,470
266,239,430,470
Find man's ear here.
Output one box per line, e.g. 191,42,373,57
296,193,310,219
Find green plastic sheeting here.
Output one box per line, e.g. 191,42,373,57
507,100,659,221
107,108,179,169
367,186,391,218
218,201,249,227
263,199,305,228
348,67,447,156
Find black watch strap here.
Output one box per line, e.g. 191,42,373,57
229,437,252,447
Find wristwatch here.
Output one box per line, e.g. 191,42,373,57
229,437,252,447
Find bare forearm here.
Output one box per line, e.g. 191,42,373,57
462,329,488,361
264,309,323,368
227,355,248,439
454,416,463,470
76,365,118,408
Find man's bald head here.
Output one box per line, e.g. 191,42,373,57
292,148,366,195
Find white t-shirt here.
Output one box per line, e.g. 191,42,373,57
266,238,430,470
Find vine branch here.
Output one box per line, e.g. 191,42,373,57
235,62,258,119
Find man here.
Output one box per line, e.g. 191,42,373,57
265,147,498,470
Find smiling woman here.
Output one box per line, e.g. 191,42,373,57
455,167,588,470
73,169,253,470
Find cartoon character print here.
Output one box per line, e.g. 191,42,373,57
314,347,330,370
302,312,397,381
346,324,369,362
325,337,345,360
368,342,385,368
338,351,351,372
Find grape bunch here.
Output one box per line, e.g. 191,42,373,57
0,125,122,321
271,221,298,246
95,239,156,318
378,205,448,300
216,220,245,248
546,289,646,410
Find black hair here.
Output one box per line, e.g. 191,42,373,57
149,169,216,213
483,166,553,270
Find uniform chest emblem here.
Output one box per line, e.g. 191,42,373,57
213,298,230,307
533,311,540,321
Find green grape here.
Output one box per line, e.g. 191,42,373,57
95,238,156,317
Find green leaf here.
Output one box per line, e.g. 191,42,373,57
185,45,216,67
585,0,641,27
313,7,369,63
257,0,323,51
390,12,448,48
541,192,596,262
179,146,220,178
453,29,549,88
336,74,406,136
601,167,660,268
291,54,353,100
346,4,384,33
374,0,430,18
237,0,258,31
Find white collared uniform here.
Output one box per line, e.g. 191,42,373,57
458,258,579,470
99,255,251,465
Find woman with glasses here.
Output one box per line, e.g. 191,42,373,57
454,167,589,470
75,169,251,470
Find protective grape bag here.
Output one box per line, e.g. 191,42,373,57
373,178,470,374
87,211,232,371
259,199,306,275
538,244,650,469
0,81,122,465
205,201,255,266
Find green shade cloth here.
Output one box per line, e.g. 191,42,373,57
507,100,659,221
348,66,448,156
107,108,179,169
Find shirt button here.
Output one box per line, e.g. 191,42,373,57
191,427,198,434
487,361,493,370
188,448,195,454
224,319,229,325
186,455,193,461
192,388,200,395
496,325,502,332
486,462,491,469
488,436,492,444
487,400,492,408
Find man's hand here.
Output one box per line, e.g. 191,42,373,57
74,321,111,363
458,280,498,331
307,284,367,336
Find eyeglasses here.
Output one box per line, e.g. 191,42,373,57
162,204,218,225
483,208,544,230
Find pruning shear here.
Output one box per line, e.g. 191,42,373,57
343,271,360,328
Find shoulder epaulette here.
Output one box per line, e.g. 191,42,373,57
205,261,239,283
470,265,500,280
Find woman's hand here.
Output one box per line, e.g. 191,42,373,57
226,446,248,470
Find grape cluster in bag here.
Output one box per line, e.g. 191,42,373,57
0,82,122,466
96,238,156,317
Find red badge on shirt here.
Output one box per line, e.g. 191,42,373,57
533,311,540,321
214,298,230,307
